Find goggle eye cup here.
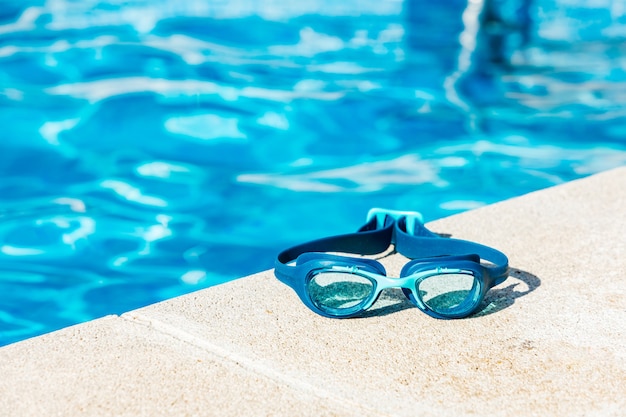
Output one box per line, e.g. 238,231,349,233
306,268,377,317
414,271,483,318
401,258,485,318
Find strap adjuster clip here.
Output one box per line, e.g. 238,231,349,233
365,208,424,235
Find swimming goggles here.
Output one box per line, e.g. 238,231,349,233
274,208,509,319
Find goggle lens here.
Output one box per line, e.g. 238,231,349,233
307,271,374,314
417,272,479,315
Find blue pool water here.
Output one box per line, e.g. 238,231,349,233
1,0,626,346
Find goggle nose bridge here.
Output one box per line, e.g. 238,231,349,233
372,272,422,292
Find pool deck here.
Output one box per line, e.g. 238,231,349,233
1,167,625,416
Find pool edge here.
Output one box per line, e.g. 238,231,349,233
1,166,625,417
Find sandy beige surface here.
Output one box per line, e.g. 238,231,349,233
1,166,625,416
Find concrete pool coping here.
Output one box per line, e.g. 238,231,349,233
1,166,625,416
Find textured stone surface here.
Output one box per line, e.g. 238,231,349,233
0,316,365,417
1,166,625,416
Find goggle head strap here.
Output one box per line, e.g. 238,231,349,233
275,217,393,285
394,218,509,282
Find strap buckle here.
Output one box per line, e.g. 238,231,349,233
365,208,424,235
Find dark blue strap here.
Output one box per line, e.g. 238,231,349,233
276,217,393,266
275,214,509,284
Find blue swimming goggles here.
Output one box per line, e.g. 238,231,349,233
274,208,509,319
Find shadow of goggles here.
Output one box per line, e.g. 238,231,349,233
274,208,509,319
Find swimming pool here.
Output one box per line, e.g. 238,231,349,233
1,0,625,346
